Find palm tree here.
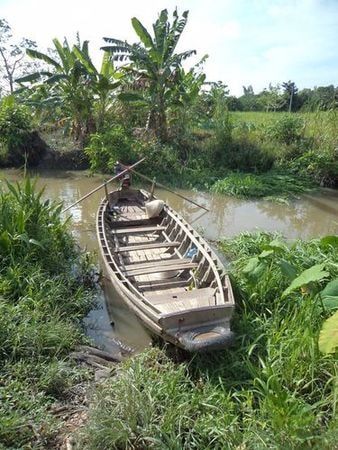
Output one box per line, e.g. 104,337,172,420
102,9,196,142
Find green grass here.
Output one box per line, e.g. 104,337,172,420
80,232,338,449
211,170,314,200
0,178,95,448
231,110,338,151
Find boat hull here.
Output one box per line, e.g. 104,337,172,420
96,188,235,352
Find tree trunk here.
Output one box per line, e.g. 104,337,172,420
157,107,168,142
146,108,156,130
289,88,294,113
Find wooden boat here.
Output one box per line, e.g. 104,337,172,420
96,186,235,352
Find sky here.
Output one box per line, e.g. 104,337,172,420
0,0,337,95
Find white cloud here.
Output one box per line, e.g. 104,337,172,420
0,0,337,95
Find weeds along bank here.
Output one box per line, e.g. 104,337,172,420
80,232,338,449
1,180,337,448
0,178,95,448
83,110,338,199
0,95,337,199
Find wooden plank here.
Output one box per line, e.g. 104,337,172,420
124,258,193,271
112,225,166,235
138,279,190,291
124,262,198,277
156,297,214,314
116,241,180,253
147,287,214,305
107,217,161,228
151,289,216,314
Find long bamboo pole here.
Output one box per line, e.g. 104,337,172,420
125,166,209,212
62,158,145,213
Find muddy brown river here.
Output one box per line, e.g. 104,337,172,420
1,169,337,351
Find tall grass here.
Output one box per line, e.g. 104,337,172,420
80,232,338,449
211,171,313,199
0,178,94,448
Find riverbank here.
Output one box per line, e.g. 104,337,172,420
0,178,103,448
78,232,338,449
2,108,338,201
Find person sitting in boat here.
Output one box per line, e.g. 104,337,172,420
114,161,131,188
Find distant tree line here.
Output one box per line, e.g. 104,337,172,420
226,81,338,112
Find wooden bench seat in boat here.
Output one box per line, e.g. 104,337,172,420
123,260,198,277
116,241,180,253
138,279,191,291
107,217,162,228
123,258,193,271
146,287,216,313
112,225,166,235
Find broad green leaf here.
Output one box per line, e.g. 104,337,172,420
52,38,70,72
73,46,97,75
242,257,260,274
279,259,297,280
321,278,338,297
282,263,329,298
319,310,338,353
259,249,274,258
29,238,44,249
268,239,287,252
27,48,62,70
100,51,113,77
16,73,43,83
131,17,154,49
250,262,267,279
322,296,338,310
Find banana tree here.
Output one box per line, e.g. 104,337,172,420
102,9,196,142
71,46,122,130
17,38,121,144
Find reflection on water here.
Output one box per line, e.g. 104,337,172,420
1,169,337,350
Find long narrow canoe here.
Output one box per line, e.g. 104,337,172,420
96,186,235,352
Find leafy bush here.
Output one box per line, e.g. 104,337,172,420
0,96,32,155
205,106,233,165
84,126,135,173
0,96,48,167
266,114,304,145
133,137,182,181
285,148,338,187
223,138,275,172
